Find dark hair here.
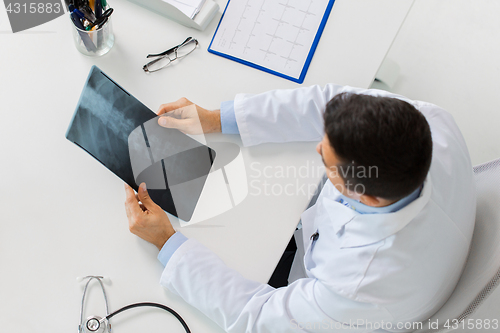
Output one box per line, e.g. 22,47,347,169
324,93,432,200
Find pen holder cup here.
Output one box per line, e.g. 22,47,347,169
69,12,114,56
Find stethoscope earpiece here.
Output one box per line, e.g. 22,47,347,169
76,276,111,284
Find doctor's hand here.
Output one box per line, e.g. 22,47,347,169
157,98,221,134
124,183,176,251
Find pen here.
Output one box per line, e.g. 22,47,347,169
94,5,113,48
70,11,85,29
72,8,86,20
94,0,102,18
89,0,95,12
71,8,93,29
79,5,97,22
70,12,97,52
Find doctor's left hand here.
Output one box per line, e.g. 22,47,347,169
124,182,176,251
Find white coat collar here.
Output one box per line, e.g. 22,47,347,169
322,177,432,248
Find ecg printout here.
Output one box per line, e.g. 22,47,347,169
209,0,332,81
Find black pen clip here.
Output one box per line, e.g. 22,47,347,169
93,8,113,27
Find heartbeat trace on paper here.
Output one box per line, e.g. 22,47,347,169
210,0,331,80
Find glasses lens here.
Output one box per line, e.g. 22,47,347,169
145,56,172,72
176,40,198,59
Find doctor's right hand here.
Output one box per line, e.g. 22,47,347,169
157,98,221,134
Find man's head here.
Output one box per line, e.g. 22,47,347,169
317,93,433,206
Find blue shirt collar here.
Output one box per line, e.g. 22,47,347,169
337,185,423,214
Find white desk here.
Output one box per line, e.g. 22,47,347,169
0,0,413,331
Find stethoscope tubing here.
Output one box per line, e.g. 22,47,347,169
104,302,191,333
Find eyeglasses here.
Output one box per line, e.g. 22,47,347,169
143,37,199,73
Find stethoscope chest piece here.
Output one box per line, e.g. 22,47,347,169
83,316,108,333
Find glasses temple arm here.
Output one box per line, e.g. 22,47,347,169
146,37,193,58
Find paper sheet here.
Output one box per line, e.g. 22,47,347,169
163,0,206,18
210,0,332,80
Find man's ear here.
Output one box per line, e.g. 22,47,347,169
359,194,385,207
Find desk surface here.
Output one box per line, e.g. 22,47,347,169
0,0,413,331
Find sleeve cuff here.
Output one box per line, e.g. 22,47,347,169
220,100,240,134
157,232,188,266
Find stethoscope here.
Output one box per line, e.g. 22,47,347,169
78,276,191,333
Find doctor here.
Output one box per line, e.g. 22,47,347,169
124,84,476,332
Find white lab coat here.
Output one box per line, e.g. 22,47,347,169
160,85,476,332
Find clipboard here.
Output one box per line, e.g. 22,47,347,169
208,0,335,84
